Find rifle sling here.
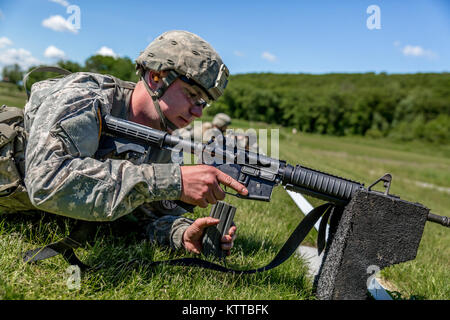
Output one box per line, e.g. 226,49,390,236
22,203,333,274
133,202,333,274
22,220,98,271
23,66,72,100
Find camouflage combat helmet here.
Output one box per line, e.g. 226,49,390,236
136,30,229,101
135,30,229,132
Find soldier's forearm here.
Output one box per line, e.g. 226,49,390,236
25,156,182,221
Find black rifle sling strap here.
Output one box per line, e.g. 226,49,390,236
122,202,334,274
23,220,98,271
23,66,72,100
22,203,333,274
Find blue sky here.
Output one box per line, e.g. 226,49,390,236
0,0,449,74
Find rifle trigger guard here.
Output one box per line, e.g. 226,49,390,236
368,173,392,196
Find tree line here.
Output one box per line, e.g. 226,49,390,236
2,55,138,90
212,73,450,144
2,57,449,144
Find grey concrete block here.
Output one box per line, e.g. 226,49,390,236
314,189,428,300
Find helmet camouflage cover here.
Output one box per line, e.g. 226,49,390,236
213,113,231,128
136,30,229,101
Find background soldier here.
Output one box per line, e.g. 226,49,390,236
203,113,232,143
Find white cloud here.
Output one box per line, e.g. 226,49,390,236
96,46,118,58
49,0,70,7
42,15,78,34
0,48,41,70
0,9,4,20
234,50,245,57
402,45,437,59
0,37,13,48
44,45,66,60
261,51,277,62
393,41,401,47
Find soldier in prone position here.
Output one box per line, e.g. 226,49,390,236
24,30,248,256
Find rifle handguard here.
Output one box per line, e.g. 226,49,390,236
283,164,364,204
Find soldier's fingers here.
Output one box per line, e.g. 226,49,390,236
215,171,248,196
212,180,226,201
194,217,219,231
221,234,233,243
221,238,233,251
205,189,217,205
227,225,237,238
197,198,209,208
221,244,232,251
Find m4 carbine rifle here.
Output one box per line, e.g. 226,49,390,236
103,114,449,228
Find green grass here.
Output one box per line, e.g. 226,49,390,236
0,83,449,300
0,82,27,108
0,201,316,300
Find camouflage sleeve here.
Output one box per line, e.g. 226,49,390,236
136,202,192,250
24,87,182,222
145,215,193,250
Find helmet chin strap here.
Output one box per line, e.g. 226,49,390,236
141,72,179,132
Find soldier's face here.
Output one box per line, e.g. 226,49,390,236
158,79,208,129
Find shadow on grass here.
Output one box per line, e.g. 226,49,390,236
0,211,144,246
0,211,71,243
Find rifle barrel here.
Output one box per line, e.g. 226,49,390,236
427,212,450,228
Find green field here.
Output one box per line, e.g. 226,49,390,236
0,83,449,300
0,82,27,108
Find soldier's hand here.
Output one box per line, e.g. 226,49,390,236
182,217,237,255
180,165,248,208
183,217,219,254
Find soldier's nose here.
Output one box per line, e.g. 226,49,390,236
190,104,203,118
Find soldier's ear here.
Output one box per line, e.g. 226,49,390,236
146,70,170,90
147,71,159,83
145,71,162,89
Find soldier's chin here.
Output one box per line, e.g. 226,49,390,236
165,118,186,133
177,117,190,128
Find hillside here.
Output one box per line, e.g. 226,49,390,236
210,72,450,144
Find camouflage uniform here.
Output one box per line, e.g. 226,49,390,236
172,125,193,141
24,72,193,250
173,121,213,144
203,126,224,144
